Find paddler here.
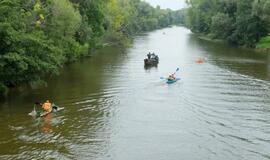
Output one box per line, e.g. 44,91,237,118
42,100,52,113
168,73,176,80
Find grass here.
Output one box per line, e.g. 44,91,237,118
256,35,270,49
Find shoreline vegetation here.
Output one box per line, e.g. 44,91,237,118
0,0,185,96
195,33,270,53
185,0,270,53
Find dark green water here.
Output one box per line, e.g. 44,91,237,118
1,26,270,160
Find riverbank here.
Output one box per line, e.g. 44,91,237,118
196,34,225,44
256,36,270,53
195,33,270,54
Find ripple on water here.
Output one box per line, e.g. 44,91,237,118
177,61,270,159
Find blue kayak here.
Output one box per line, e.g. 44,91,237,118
166,78,180,84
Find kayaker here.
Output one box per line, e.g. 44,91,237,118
42,100,52,113
168,73,176,80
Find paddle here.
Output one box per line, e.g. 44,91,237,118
173,68,180,74
29,103,39,116
35,102,42,105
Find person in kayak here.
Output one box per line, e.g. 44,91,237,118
168,73,176,80
42,100,52,113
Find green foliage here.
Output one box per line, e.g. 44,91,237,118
104,0,185,36
0,0,64,89
46,0,81,39
211,13,233,39
45,0,83,60
0,82,8,96
70,0,108,47
256,36,270,48
186,0,269,47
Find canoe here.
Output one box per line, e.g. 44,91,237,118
144,54,159,66
144,58,159,66
29,104,63,117
166,78,180,84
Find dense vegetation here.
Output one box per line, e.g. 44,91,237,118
185,0,270,48
0,0,184,95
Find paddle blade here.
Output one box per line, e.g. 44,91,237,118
35,102,42,105
28,109,37,116
176,68,180,72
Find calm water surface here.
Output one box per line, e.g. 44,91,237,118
1,26,270,160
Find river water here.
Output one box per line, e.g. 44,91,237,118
1,26,270,160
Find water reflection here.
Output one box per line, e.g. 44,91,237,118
144,64,158,70
41,114,53,133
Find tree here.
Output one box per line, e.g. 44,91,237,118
186,0,268,47
211,13,233,39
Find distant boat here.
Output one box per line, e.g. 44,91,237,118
196,58,205,64
144,53,159,66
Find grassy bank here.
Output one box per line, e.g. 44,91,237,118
256,36,270,53
196,34,225,44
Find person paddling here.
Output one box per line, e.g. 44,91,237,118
42,100,52,113
168,73,176,80
167,68,179,80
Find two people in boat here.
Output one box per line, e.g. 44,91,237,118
147,52,158,60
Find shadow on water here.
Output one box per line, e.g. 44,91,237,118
187,34,270,81
144,65,158,70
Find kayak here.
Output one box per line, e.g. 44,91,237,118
166,78,180,84
29,104,63,117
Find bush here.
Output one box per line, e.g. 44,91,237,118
0,83,8,96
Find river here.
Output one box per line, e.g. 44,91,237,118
1,26,270,160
